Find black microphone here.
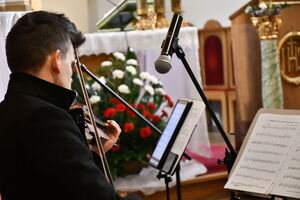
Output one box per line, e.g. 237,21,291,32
155,14,183,74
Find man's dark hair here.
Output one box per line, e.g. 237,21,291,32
6,11,85,73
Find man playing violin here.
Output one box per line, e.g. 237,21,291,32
0,11,140,200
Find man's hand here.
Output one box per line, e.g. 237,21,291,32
89,120,121,154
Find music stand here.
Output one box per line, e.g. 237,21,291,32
149,99,205,200
96,0,136,31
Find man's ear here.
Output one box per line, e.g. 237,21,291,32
50,50,62,73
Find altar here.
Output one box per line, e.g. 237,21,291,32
77,27,211,157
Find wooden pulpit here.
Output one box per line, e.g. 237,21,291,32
229,0,300,149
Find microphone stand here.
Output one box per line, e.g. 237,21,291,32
80,64,192,160
166,38,239,200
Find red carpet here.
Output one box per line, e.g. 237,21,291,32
187,145,227,174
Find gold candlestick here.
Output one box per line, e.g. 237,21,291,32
135,0,156,30
171,0,190,27
137,0,148,16
154,0,169,28
154,0,165,14
171,0,182,14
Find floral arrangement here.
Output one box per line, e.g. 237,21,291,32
245,1,288,17
73,48,174,178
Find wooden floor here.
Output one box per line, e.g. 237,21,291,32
119,171,231,200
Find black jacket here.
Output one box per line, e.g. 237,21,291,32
0,73,128,200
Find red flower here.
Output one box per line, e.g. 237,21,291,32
146,102,156,110
168,100,174,107
139,127,152,138
123,123,135,132
164,95,174,107
163,95,171,101
126,104,136,117
143,110,152,120
111,144,120,151
110,97,120,104
115,103,126,112
162,110,169,117
152,115,161,123
103,108,117,118
137,103,146,111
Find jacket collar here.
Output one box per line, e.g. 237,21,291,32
6,72,76,110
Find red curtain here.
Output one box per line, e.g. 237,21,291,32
204,36,224,85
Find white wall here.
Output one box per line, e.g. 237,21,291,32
181,0,249,28
38,0,90,33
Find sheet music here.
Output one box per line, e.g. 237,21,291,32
171,101,205,155
169,100,205,174
225,113,300,195
271,120,300,199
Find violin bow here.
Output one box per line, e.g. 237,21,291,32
73,49,114,186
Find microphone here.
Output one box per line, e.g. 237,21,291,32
155,14,183,74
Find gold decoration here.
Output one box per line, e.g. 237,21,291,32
251,15,282,40
155,14,170,29
0,0,31,11
278,32,300,85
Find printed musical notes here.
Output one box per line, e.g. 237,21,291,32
225,109,300,198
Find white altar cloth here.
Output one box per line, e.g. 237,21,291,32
0,12,27,102
78,27,211,157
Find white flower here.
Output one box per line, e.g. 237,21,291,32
91,82,101,91
133,78,144,86
126,59,138,66
90,95,101,104
98,76,107,84
148,75,159,84
145,85,154,95
101,61,112,67
258,2,268,10
155,88,166,95
126,66,137,75
85,84,90,90
112,70,125,79
113,52,126,61
245,6,253,14
118,84,130,94
140,72,151,80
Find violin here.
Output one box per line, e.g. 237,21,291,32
70,105,116,146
